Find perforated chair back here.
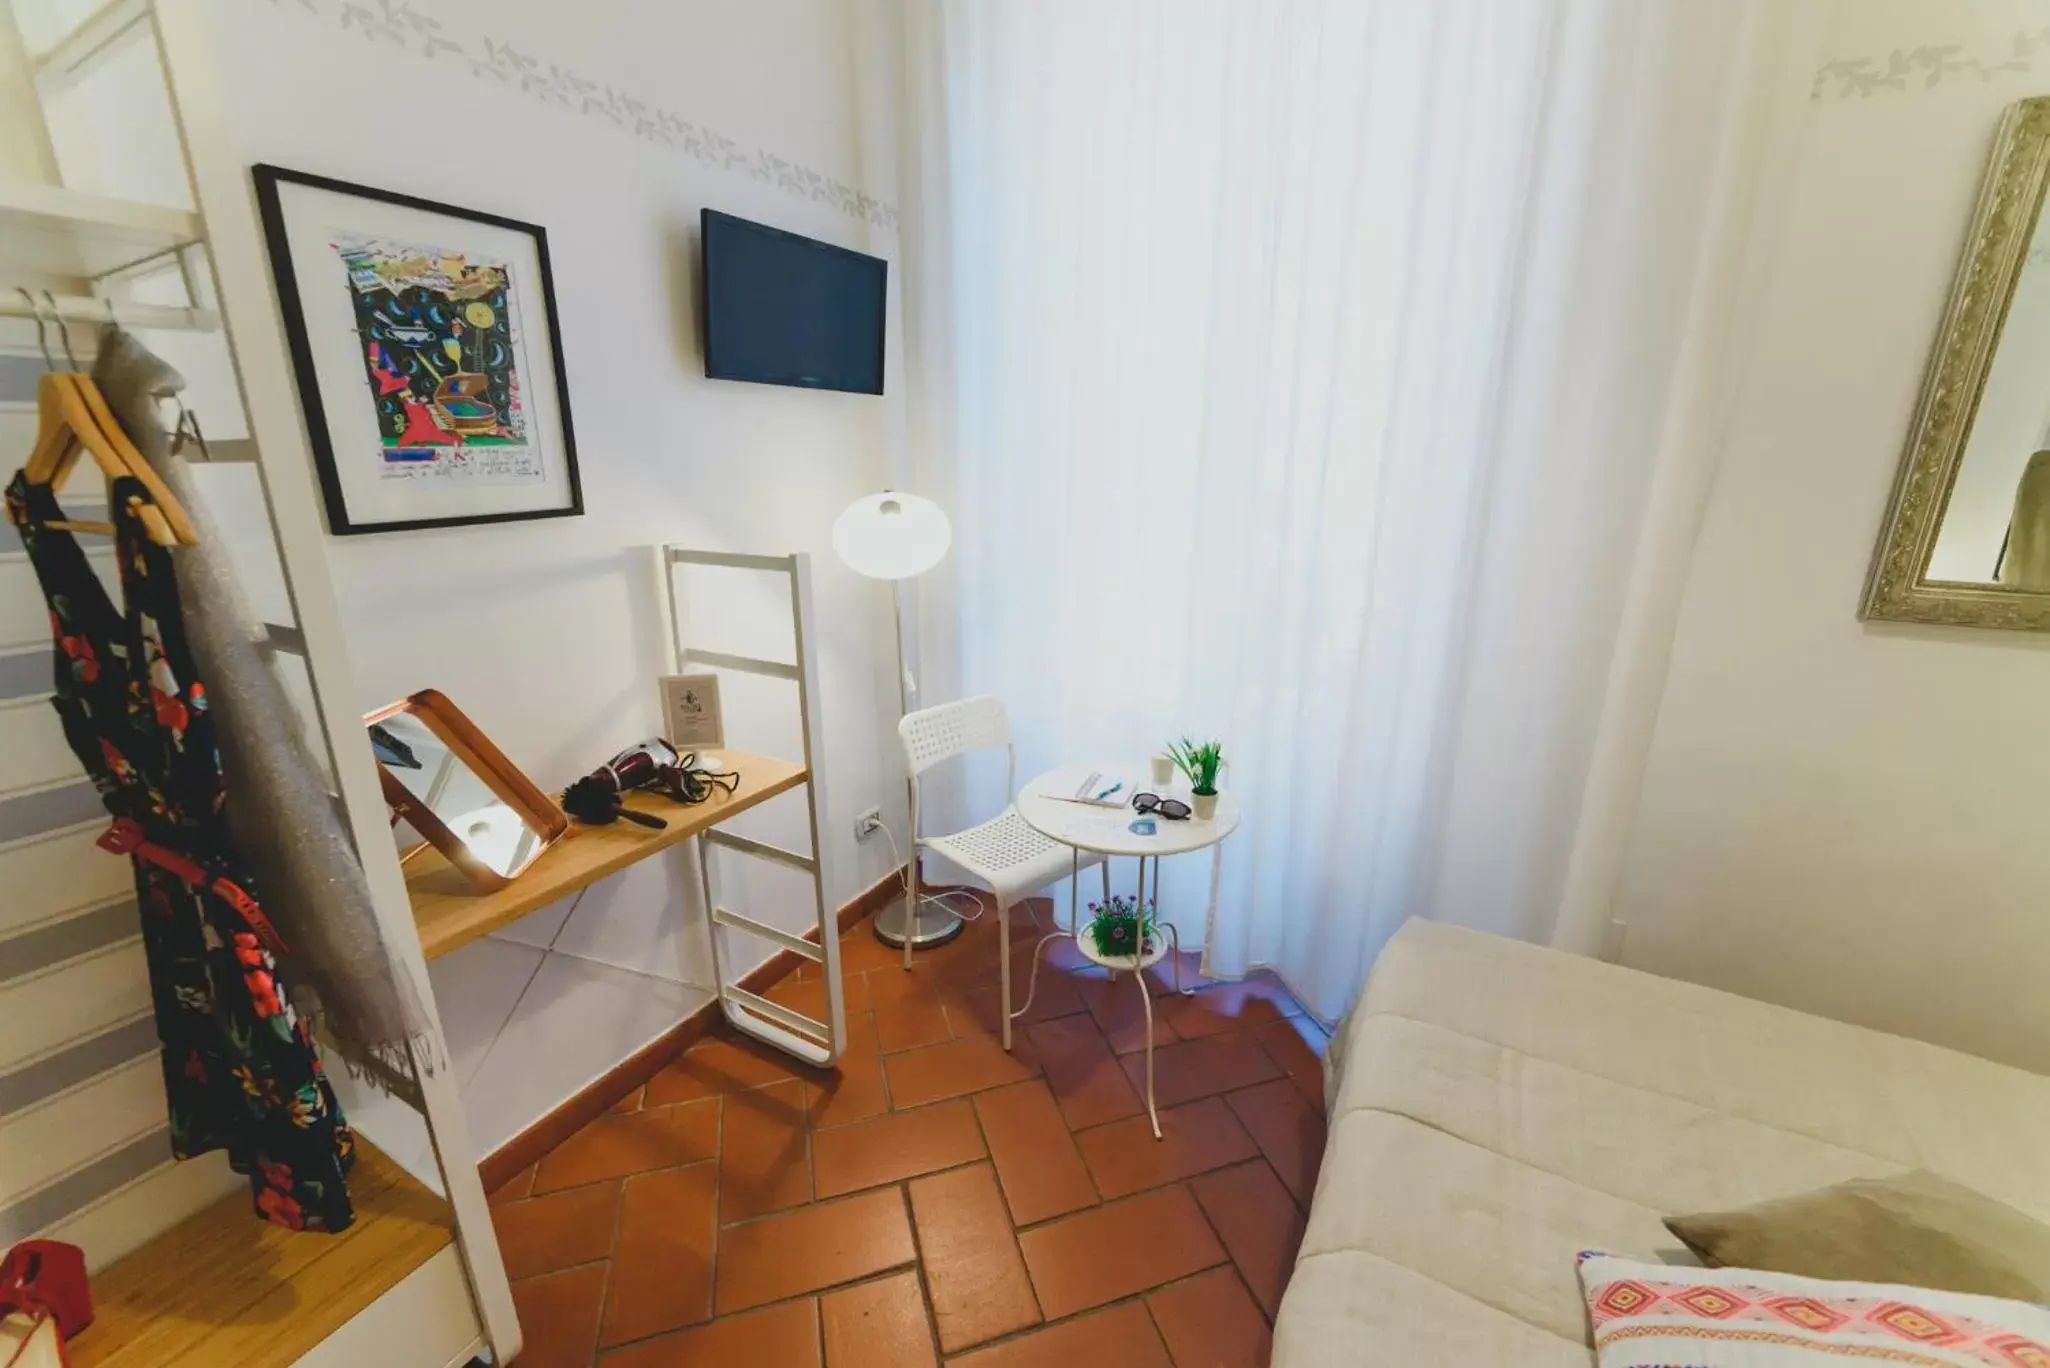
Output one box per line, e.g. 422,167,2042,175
899,695,1012,778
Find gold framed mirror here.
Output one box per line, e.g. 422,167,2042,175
366,689,569,891
1865,96,2050,630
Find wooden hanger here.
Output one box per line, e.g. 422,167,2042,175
71,375,201,545
13,293,197,548
20,373,179,546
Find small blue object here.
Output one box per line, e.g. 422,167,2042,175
1095,781,1124,800
1128,816,1157,836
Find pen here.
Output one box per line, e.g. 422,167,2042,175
1095,781,1123,801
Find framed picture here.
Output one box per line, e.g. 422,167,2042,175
658,674,724,751
252,165,582,535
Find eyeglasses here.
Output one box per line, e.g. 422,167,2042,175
1131,792,1191,821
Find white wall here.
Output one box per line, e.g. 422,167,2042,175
190,0,909,1155
1615,0,2050,1074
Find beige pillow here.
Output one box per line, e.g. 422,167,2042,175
1665,1171,2050,1301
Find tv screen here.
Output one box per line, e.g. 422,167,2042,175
701,209,887,395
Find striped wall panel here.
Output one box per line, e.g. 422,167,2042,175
0,1056,165,1208
0,647,52,703
29,1149,241,1274
0,342,320,1261
0,549,119,649
0,782,104,846
2,824,135,938
0,338,169,1250
0,557,57,649
0,1130,176,1250
0,698,81,791
0,945,154,1076
2,899,138,984
0,1016,158,1119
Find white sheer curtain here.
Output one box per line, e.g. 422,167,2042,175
893,0,1819,1021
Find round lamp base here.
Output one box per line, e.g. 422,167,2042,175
871,895,965,949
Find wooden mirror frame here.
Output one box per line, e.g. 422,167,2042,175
1865,96,2050,631
365,689,570,891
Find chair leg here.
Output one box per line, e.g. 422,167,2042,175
997,896,1014,1051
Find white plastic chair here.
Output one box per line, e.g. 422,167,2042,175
900,696,1107,1048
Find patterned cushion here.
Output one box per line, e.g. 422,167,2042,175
1576,1251,2050,1367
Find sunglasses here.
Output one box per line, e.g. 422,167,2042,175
1131,792,1191,821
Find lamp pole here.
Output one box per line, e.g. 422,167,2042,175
833,491,963,950
870,574,963,948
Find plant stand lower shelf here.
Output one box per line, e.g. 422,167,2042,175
1073,930,1173,975
1024,906,1194,1140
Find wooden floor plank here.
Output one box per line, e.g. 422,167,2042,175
70,1141,452,1368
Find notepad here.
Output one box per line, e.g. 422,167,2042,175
1066,772,1128,807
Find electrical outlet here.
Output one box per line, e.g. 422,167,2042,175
853,806,883,840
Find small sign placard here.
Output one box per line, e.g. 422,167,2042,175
658,674,724,750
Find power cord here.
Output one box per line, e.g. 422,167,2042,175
873,820,985,925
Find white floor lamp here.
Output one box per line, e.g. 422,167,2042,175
831,490,963,949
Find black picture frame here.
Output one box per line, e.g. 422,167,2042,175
251,164,583,536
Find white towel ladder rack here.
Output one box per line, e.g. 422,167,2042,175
652,545,846,1068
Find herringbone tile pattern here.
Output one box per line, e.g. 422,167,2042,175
487,899,1327,1366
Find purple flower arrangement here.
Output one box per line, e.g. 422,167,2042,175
1084,894,1158,961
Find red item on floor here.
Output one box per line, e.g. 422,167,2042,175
0,1244,89,1341
0,1241,92,1368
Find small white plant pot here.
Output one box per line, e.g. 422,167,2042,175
1191,791,1219,821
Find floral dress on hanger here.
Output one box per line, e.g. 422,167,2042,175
5,470,354,1233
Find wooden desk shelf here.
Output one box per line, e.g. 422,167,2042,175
405,750,808,960
70,1142,451,1368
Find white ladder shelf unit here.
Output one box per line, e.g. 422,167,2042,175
654,546,848,1068
155,0,522,1356
0,0,521,1362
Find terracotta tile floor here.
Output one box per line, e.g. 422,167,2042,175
488,898,1328,1367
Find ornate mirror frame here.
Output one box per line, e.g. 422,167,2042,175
1864,96,2050,631
365,689,570,892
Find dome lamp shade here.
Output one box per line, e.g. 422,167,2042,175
831,491,952,581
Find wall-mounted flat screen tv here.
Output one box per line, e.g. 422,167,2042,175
701,209,887,394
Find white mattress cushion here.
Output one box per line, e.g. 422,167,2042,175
1274,1247,1588,1366
1300,1106,1686,1341
1338,1013,1905,1214
1351,921,2050,1223
1275,919,2050,1366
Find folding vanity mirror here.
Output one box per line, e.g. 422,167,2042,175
366,689,570,890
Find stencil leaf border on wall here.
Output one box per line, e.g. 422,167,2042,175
265,0,898,230
1814,27,2050,101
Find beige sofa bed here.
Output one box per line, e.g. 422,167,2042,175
1271,919,2050,1364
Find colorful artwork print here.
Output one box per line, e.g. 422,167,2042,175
330,235,544,485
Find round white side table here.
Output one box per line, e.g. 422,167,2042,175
1015,764,1240,1138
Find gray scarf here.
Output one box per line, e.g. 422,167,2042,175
93,325,435,1095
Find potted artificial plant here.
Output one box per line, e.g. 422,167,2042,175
1085,894,1157,962
1168,737,1224,819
